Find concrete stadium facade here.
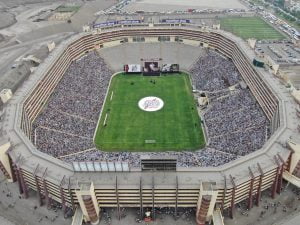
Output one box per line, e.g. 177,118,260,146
0,24,299,225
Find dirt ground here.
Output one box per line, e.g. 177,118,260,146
0,0,62,8
123,0,247,12
0,11,16,29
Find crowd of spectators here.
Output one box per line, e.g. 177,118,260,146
32,50,270,168
32,51,111,157
190,51,241,92
191,50,270,159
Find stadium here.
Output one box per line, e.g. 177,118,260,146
0,22,299,225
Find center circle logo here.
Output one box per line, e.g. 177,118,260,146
138,96,164,112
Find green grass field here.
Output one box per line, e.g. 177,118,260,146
94,73,205,152
220,17,285,40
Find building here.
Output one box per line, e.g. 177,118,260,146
0,24,299,225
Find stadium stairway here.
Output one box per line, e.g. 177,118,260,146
0,141,12,180
284,141,300,188
283,172,300,188
292,160,300,178
213,209,225,225
71,207,83,225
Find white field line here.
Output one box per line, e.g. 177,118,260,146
93,72,120,141
103,113,108,126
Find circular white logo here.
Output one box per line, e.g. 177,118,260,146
138,96,164,112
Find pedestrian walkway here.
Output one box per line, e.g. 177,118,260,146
0,216,15,225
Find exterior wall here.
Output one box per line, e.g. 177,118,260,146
15,165,281,210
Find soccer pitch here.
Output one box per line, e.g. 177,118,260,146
220,17,285,40
94,73,205,152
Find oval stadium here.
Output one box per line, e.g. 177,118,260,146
0,5,300,225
